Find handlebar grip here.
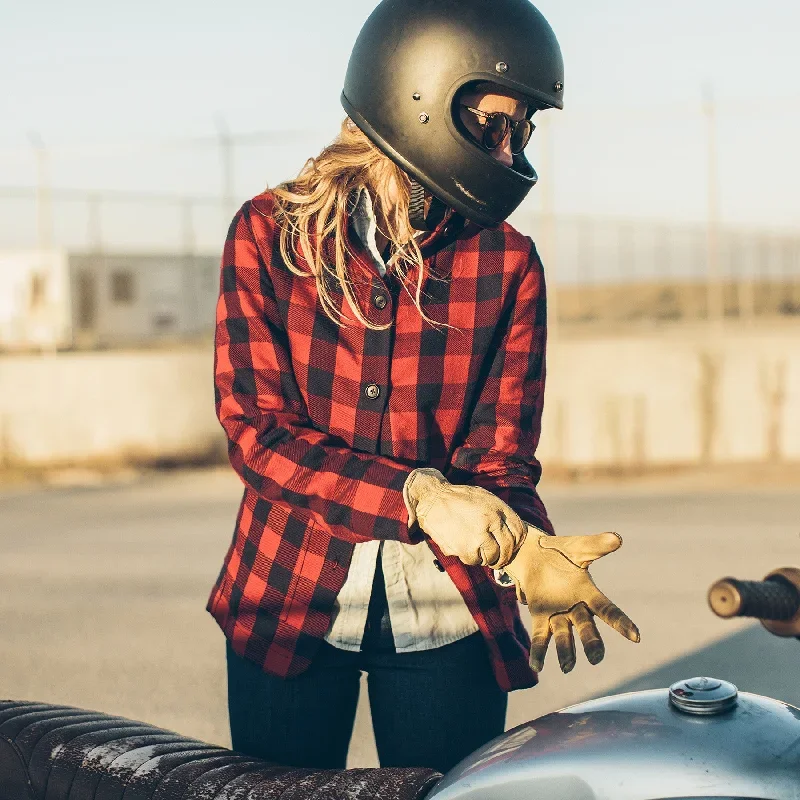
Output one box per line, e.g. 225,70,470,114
708,576,800,621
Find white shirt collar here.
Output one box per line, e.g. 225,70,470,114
351,187,387,276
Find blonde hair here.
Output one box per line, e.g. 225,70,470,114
271,118,445,330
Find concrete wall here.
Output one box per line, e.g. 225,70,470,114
0,348,220,468
1,322,799,470
540,322,800,469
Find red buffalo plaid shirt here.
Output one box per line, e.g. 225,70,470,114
206,190,554,692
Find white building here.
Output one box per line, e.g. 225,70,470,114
0,250,220,351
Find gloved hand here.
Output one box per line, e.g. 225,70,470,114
403,467,526,569
500,526,640,673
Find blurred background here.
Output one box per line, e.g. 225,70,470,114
2,0,799,770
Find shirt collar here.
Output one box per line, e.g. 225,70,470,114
350,186,466,268
351,187,387,276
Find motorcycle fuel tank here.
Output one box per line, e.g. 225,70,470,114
425,677,800,800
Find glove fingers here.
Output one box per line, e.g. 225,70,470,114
540,532,622,568
528,615,552,673
436,536,482,566
551,613,576,673
477,534,502,568
505,511,528,553
487,511,517,569
569,603,605,665
587,590,641,643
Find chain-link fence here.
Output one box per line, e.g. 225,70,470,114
1,187,799,351
0,187,231,255
0,188,230,351
514,212,800,325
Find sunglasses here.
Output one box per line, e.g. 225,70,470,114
460,105,535,155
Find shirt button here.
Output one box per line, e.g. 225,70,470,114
373,294,388,310
364,383,381,400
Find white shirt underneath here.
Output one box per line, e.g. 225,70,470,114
323,187,479,652
324,539,479,652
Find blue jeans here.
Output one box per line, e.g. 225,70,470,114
226,551,507,773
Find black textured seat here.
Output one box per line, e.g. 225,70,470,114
0,700,442,800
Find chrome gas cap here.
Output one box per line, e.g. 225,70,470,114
669,676,738,715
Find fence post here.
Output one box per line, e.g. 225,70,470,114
782,237,796,316
538,113,558,348
84,193,104,348
576,217,592,323
29,132,53,252
703,88,723,330
737,233,755,324
216,116,235,227
182,198,200,335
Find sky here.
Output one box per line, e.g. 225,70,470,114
2,0,800,248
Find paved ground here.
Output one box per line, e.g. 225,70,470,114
2,466,799,768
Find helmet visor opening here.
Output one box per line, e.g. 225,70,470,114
452,81,539,175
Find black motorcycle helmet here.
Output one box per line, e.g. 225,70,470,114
341,0,564,228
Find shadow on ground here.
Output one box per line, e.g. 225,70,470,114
596,623,800,708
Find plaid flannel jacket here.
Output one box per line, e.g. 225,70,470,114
206,190,554,692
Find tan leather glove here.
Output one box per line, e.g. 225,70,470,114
500,526,640,673
403,467,526,569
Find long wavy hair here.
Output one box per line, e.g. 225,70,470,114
271,118,445,330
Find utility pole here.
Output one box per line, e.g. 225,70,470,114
701,86,723,466
28,131,52,251
703,85,723,331
216,115,235,223
182,198,199,334
88,193,103,251
538,112,558,348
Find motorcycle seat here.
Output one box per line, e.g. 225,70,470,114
0,699,441,800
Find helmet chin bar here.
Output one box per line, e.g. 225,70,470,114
408,180,449,231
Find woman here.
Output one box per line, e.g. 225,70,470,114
207,0,637,776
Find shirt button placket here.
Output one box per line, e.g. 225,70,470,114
367,287,392,404
357,278,394,452
373,293,388,310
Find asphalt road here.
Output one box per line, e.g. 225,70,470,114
2,466,799,768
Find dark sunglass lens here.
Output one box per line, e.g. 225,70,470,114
483,114,509,150
510,120,534,154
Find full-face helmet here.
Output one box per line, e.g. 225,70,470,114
341,0,564,228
